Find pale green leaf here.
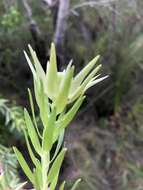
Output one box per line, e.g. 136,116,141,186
13,147,34,183
49,174,59,190
24,51,36,78
33,76,41,108
46,43,58,100
53,96,85,142
69,64,101,102
84,75,108,91
28,44,46,82
59,96,84,129
50,129,65,163
24,109,41,154
24,129,40,168
55,65,74,113
71,55,100,92
47,148,67,183
33,167,42,190
59,181,66,190
42,107,56,151
15,182,27,190
71,179,81,190
38,81,50,127
28,88,42,138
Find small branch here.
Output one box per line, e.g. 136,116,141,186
42,0,58,7
72,0,116,10
21,0,41,37
70,0,120,16
54,0,70,46
20,0,47,64
53,0,70,67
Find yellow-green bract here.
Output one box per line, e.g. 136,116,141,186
13,43,107,190
24,43,107,114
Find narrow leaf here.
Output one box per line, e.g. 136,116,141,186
15,182,27,190
50,129,65,163
71,55,100,91
84,75,108,91
33,167,42,190
42,108,56,151
39,81,50,127
49,174,59,190
59,181,66,190
28,88,42,138
24,109,41,154
24,129,40,168
55,65,74,113
24,51,36,78
28,44,45,82
53,96,85,142
13,147,34,183
60,96,84,128
46,43,58,99
71,179,81,190
47,148,67,183
69,64,101,102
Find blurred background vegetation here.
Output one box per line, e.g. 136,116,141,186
1,0,143,189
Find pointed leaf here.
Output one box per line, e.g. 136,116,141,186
42,107,56,151
24,51,36,78
53,96,85,142
28,44,45,82
71,55,100,91
49,174,59,190
47,148,67,183
15,182,27,190
50,129,65,163
55,65,74,113
71,179,81,190
24,129,40,168
28,88,42,138
33,76,41,107
69,64,101,102
24,109,41,154
84,75,108,91
33,167,42,190
61,96,85,128
59,181,66,190
39,81,50,127
46,43,58,100
13,147,34,183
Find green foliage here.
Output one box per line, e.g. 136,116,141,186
0,145,26,190
0,97,24,145
14,43,106,190
1,6,21,30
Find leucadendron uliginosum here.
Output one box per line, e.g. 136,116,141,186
13,43,108,190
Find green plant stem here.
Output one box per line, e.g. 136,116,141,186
41,152,49,190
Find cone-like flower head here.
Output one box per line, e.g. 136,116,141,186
24,43,107,114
